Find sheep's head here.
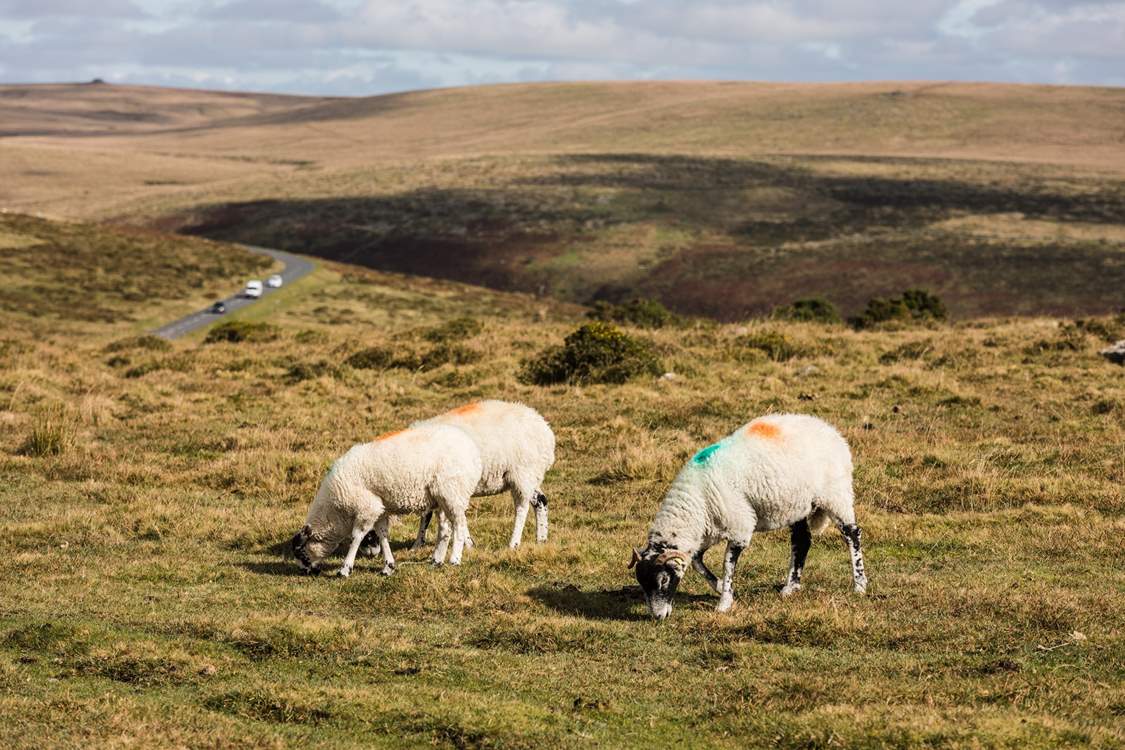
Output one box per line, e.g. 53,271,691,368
630,544,689,620
290,524,331,574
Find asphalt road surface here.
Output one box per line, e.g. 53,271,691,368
151,245,314,340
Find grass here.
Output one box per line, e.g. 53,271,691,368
0,212,270,337
0,216,1122,747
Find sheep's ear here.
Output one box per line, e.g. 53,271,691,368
667,555,689,575
629,547,642,569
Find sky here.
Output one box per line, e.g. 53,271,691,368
1,0,1123,95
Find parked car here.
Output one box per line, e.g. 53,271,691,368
244,280,263,299
267,274,284,288
210,301,226,314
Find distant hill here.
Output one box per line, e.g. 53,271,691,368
2,80,1124,319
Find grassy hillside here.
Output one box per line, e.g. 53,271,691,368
1,216,1123,747
2,81,1124,319
0,212,272,334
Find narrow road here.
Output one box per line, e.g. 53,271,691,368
152,245,314,340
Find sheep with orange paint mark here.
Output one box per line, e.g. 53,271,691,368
630,414,868,619
290,423,482,577
362,400,555,555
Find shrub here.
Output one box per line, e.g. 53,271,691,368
284,360,337,384
852,289,947,329
418,342,482,371
423,317,484,343
587,298,676,329
738,330,802,362
104,335,172,353
345,347,396,370
771,297,842,324
521,322,662,385
204,321,279,344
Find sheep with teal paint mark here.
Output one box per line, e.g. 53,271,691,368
630,414,868,619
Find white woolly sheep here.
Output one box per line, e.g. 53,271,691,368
361,400,555,555
290,423,482,577
630,414,867,619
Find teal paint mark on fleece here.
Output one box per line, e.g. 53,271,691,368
692,443,722,466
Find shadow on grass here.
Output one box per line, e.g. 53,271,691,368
527,583,716,621
243,536,419,577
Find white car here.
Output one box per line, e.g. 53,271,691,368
244,280,263,299
267,274,284,288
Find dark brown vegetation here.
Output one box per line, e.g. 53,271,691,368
3,81,1124,322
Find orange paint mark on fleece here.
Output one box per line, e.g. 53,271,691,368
746,421,782,440
374,429,406,442
447,402,482,417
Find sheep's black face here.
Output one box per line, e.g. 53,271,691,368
291,525,320,575
631,546,688,620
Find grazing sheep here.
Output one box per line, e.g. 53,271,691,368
630,414,867,619
362,400,555,555
290,424,482,577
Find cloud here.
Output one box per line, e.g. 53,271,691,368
0,0,1122,94
0,0,147,19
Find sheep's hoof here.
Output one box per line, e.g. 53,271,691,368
430,560,444,568
410,540,426,551
853,581,868,595
335,567,351,578
465,537,475,549
380,564,396,576
780,583,801,598
715,594,734,613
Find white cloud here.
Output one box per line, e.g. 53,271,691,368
0,0,1123,93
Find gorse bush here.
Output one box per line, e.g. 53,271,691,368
204,321,280,344
587,298,676,329
521,322,661,385
771,297,842,325
852,289,947,329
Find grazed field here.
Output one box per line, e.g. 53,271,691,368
3,81,1124,319
1,217,1122,748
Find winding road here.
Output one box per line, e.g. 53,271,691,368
152,245,315,340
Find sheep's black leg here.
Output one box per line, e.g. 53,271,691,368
412,510,433,551
839,523,868,594
692,549,720,593
781,518,811,596
716,541,746,613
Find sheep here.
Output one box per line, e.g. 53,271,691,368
629,414,867,620
290,423,482,577
360,400,555,555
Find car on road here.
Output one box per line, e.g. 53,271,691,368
210,301,226,314
267,274,284,288
244,280,263,299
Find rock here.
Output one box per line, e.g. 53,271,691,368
1100,340,1125,365
659,372,677,381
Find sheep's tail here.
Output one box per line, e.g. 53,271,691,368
808,508,833,535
